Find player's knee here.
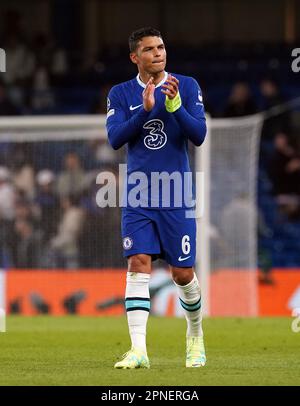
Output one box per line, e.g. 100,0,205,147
171,267,194,286
128,254,151,274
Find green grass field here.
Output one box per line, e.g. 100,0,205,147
0,316,299,386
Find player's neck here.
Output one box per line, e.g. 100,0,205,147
138,70,166,87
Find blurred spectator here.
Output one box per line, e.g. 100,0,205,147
50,195,85,268
8,143,35,198
257,211,274,284
13,219,41,268
268,132,300,219
268,133,300,196
0,166,16,221
13,163,35,200
31,32,68,77
32,33,53,70
224,82,257,117
4,33,35,85
0,218,14,267
51,47,68,77
220,193,257,268
0,80,20,115
3,33,35,106
90,84,111,114
260,78,290,140
57,152,89,198
87,140,117,167
31,65,55,111
15,199,38,226
30,32,59,111
35,170,59,243
79,181,123,268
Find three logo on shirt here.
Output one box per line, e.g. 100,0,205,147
143,119,167,150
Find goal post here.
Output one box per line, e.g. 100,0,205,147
195,114,211,317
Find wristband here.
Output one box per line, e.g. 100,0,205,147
165,91,182,113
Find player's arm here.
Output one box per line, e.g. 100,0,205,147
106,79,155,150
162,75,207,146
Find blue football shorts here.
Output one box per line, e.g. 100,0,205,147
121,207,196,267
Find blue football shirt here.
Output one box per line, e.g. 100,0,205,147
106,71,206,209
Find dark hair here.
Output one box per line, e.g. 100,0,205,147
128,27,162,52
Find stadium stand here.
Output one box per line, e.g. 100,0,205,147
0,19,300,269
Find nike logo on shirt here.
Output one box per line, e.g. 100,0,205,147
130,104,143,111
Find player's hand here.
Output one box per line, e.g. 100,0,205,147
143,77,155,112
163,75,182,113
161,74,179,99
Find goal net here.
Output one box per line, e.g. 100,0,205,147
0,114,262,317
198,115,263,316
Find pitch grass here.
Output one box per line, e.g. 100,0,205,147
0,316,299,386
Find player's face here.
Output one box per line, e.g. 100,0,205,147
130,36,167,74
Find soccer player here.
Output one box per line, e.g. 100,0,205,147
106,27,207,369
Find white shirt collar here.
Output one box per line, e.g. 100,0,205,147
136,71,168,89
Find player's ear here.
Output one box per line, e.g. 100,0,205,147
130,52,138,65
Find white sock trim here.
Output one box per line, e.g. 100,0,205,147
126,272,151,283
